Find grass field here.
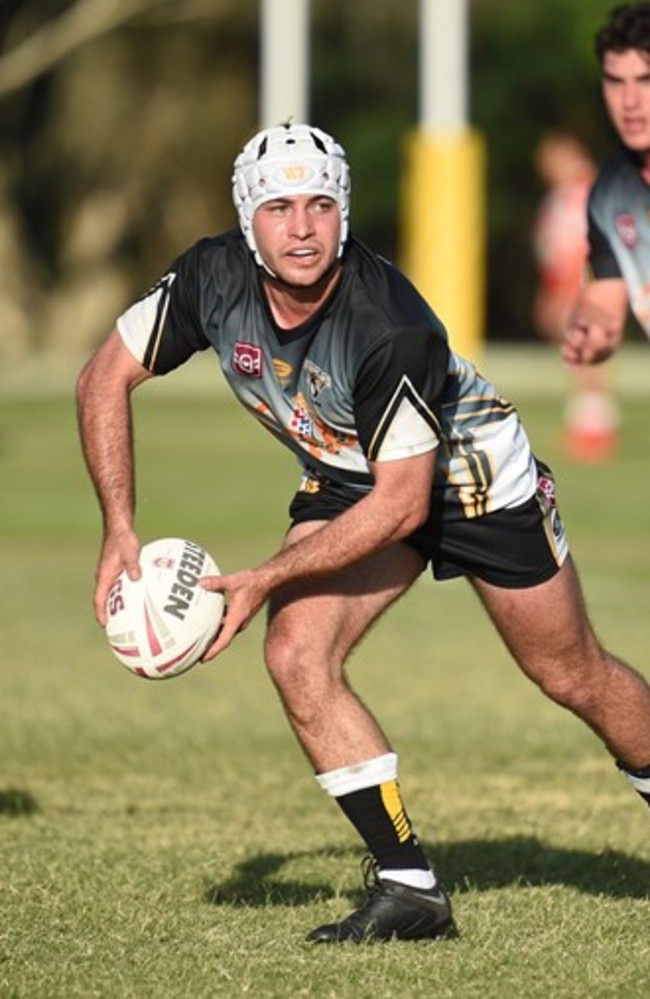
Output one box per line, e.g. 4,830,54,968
1,349,650,998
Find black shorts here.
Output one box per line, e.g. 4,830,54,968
288,464,569,590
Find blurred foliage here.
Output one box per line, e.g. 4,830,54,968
0,0,625,357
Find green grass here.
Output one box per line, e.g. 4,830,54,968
1,373,650,998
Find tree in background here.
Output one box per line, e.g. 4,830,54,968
0,0,258,358
0,0,623,359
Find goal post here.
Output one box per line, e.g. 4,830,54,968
400,126,486,363
400,0,485,363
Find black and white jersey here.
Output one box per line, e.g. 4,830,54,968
117,230,537,520
587,148,650,336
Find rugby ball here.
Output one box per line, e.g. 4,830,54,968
105,537,224,679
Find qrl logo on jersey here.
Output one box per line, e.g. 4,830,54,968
537,474,556,505
233,342,263,378
615,213,637,249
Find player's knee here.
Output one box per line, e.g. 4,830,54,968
264,627,337,730
532,656,604,714
264,627,318,697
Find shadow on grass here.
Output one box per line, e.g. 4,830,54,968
435,836,650,900
0,788,38,817
205,850,337,907
205,836,650,908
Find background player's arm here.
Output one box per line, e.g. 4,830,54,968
76,329,154,625
562,276,629,364
201,448,437,658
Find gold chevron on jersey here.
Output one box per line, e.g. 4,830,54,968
367,374,440,462
443,393,515,425
272,358,293,379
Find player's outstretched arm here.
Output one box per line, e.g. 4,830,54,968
199,448,437,659
562,277,629,365
76,329,154,625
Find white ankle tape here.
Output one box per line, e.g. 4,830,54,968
621,770,650,794
315,752,398,797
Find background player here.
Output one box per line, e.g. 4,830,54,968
564,3,650,368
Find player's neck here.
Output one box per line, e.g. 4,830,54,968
262,264,342,330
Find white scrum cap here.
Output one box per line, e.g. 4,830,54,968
232,122,351,267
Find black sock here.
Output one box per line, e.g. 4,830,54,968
616,759,650,808
334,779,430,871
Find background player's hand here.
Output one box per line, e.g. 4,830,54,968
94,528,142,627
199,568,268,659
562,305,622,365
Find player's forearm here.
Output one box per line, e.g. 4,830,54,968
257,484,425,594
76,371,137,534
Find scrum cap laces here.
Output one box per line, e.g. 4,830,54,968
232,123,350,268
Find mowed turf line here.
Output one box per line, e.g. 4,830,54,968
1,380,650,998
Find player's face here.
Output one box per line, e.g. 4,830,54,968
252,195,341,286
602,49,650,154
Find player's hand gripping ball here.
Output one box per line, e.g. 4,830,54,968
105,538,224,679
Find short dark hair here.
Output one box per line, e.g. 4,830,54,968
595,3,650,62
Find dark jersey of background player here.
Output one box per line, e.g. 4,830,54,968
564,3,650,367
587,146,650,334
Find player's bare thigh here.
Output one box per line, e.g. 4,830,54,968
266,520,426,665
470,555,601,684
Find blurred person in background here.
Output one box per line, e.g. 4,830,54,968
533,131,619,463
564,4,650,378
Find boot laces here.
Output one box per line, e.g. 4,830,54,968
360,854,382,895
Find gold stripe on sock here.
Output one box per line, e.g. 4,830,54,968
380,779,412,843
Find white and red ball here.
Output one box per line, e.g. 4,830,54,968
105,537,224,679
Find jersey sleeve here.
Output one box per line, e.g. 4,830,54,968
586,196,623,280
353,326,450,462
116,244,210,374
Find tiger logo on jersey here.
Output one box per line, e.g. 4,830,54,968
305,361,331,402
